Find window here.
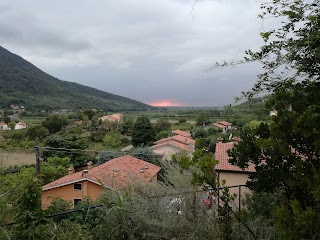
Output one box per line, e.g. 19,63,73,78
74,183,82,190
74,198,82,206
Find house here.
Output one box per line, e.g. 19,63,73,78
269,110,278,116
212,121,233,133
41,155,161,209
0,122,9,130
14,122,27,130
99,113,123,123
172,129,191,138
150,133,195,160
214,137,255,197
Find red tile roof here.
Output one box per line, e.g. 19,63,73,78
214,142,255,173
231,136,241,142
100,113,123,122
218,121,232,126
0,122,7,126
213,123,227,129
150,140,193,152
155,135,195,146
172,130,191,138
42,155,161,191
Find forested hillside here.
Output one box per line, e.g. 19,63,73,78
0,46,149,111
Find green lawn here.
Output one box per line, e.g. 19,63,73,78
21,117,46,125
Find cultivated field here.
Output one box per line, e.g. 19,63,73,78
0,150,35,167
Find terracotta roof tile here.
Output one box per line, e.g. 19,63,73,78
218,121,232,126
172,130,191,138
155,135,195,146
213,123,227,129
42,155,161,190
150,140,193,152
214,142,255,173
99,113,123,122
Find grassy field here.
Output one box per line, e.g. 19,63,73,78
21,117,46,125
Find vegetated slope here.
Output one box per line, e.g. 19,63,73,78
0,46,150,111
235,97,268,113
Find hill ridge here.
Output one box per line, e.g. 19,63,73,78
0,46,149,111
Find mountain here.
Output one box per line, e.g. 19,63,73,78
0,46,150,111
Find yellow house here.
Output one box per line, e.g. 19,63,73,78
42,155,161,209
214,138,255,198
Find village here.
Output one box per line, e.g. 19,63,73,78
0,107,258,210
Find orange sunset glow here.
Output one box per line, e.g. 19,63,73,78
148,100,184,107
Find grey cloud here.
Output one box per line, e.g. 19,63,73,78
0,5,91,55
0,0,267,106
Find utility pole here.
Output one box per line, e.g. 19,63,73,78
35,138,41,175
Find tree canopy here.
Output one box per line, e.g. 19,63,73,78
229,0,320,238
131,116,155,146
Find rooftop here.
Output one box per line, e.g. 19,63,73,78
214,141,255,173
42,155,161,191
172,129,191,138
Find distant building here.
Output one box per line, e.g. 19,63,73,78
212,121,233,133
269,110,278,116
150,130,195,160
0,122,9,130
99,113,123,123
14,122,27,130
41,156,161,209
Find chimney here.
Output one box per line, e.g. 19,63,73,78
185,138,187,143
139,168,144,173
82,169,89,177
144,165,149,178
68,167,74,175
87,161,93,170
231,136,241,142
217,137,223,143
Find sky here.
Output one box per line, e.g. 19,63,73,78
0,0,270,107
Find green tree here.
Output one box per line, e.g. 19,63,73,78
155,130,170,141
42,115,68,134
121,117,134,135
8,121,15,130
230,82,320,238
227,0,320,237
103,132,123,149
12,176,47,239
26,125,50,140
195,111,210,126
244,0,320,96
154,118,171,133
131,116,155,146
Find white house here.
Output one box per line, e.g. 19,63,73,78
0,122,9,130
14,122,27,130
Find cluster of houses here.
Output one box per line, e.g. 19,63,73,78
41,123,254,209
0,121,27,130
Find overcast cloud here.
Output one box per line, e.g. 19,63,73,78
0,0,268,106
